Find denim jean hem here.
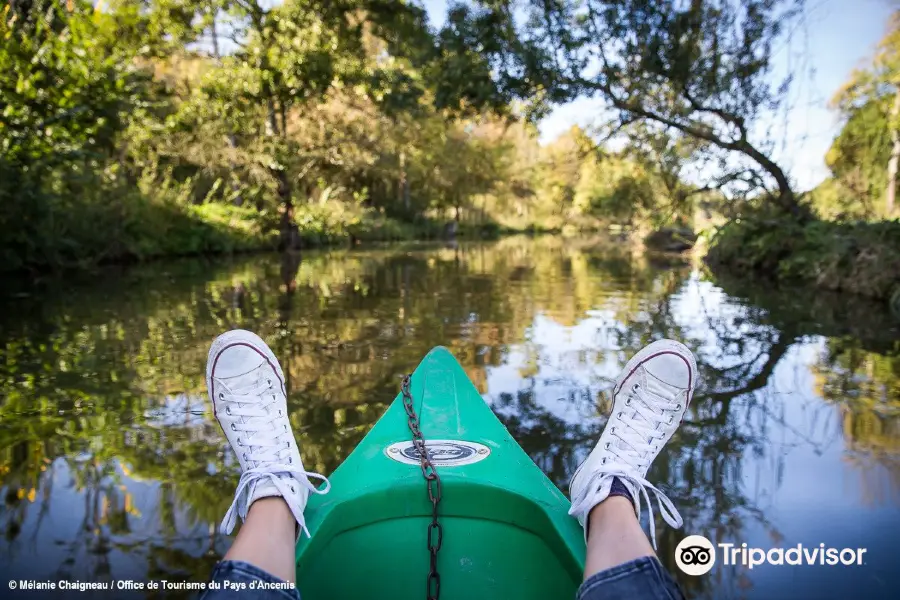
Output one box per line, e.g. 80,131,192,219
576,556,684,600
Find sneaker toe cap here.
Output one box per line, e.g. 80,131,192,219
644,352,693,389
211,344,267,379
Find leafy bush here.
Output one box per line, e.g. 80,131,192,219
707,212,900,303
293,203,421,246
0,165,276,271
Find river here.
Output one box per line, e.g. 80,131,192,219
0,237,898,599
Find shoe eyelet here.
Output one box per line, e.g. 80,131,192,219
625,398,631,406
237,438,242,446
618,412,624,418
604,442,610,450
283,424,287,432
230,423,236,431
676,404,682,410
290,485,296,494
632,383,639,392
610,426,616,433
278,409,283,417
267,379,272,387
225,406,231,415
601,457,607,464
218,393,225,400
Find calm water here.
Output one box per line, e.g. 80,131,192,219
0,237,898,599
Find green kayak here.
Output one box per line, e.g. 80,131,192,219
295,346,586,599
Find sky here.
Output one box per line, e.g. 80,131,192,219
421,0,894,192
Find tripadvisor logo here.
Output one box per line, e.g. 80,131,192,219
676,535,716,576
674,535,868,576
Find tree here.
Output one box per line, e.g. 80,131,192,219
128,0,510,247
534,127,591,217
831,10,900,217
0,0,149,267
196,0,380,249
445,0,806,216
822,99,891,219
616,123,709,226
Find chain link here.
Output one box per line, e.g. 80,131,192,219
401,375,442,600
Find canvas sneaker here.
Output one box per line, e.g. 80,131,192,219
206,329,329,539
568,339,697,548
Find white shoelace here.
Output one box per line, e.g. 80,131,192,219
216,377,330,537
570,382,684,548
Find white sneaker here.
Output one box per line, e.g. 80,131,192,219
206,329,330,539
569,339,697,548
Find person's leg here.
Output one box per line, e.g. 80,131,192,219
569,339,697,599
577,496,684,600
200,330,330,600
221,498,297,583
584,496,655,578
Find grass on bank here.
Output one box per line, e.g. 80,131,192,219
706,211,900,309
0,183,516,273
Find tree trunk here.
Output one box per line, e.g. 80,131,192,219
210,19,244,207
885,88,900,217
265,99,294,250
278,169,294,250
610,96,802,218
266,100,280,137
211,17,220,59
735,139,798,217
227,135,243,206
398,150,409,212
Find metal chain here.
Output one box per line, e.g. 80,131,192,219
401,374,442,600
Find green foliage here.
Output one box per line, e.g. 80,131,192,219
14,0,885,273
807,177,876,222
0,1,149,269
0,0,519,268
0,2,139,170
575,157,658,225
707,9,900,297
826,99,892,210
707,214,900,303
822,11,900,220
450,0,804,214
292,203,421,245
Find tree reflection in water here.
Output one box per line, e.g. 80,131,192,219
0,237,897,598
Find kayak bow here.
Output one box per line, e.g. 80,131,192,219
295,346,586,599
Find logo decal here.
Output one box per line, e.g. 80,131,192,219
385,440,491,467
675,535,716,576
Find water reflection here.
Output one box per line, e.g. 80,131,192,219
0,237,898,599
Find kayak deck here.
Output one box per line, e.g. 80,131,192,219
295,347,585,599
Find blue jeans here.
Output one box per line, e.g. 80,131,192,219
201,556,684,599
577,557,685,600
199,561,301,600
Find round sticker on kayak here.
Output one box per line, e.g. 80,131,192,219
385,440,491,467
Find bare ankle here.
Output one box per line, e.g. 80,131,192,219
587,496,636,540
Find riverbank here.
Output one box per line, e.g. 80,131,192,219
705,215,900,311
0,195,521,273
